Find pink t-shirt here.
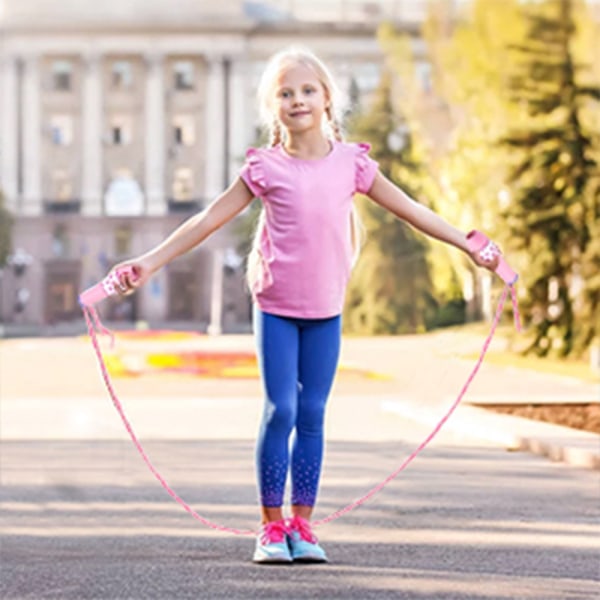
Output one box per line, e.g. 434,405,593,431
239,140,379,319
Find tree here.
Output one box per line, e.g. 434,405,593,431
501,0,600,356
375,7,528,327
419,0,528,319
344,71,440,334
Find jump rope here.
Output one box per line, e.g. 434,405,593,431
80,230,521,536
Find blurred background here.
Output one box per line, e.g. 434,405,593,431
0,0,598,363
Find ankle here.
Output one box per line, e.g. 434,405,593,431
261,506,284,524
291,504,313,521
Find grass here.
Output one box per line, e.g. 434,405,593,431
466,349,600,383
452,322,600,383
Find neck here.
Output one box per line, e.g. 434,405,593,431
284,131,332,160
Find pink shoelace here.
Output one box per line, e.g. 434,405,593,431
259,520,289,545
288,515,318,543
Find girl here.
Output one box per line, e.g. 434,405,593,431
111,47,497,564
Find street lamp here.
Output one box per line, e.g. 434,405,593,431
7,248,33,277
7,248,33,316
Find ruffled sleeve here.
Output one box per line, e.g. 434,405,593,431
239,148,268,198
354,142,379,194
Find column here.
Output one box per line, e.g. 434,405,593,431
81,52,103,216
228,56,250,184
204,56,226,335
21,53,42,216
144,52,166,216
0,54,19,212
204,55,226,199
207,248,224,336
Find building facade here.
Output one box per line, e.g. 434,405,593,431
0,0,438,333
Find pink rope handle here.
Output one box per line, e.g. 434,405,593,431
82,284,520,535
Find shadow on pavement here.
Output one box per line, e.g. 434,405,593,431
1,440,598,600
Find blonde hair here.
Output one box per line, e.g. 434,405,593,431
247,47,364,293
257,46,345,145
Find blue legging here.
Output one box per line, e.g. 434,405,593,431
254,309,341,507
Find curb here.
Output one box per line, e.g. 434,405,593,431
381,399,600,471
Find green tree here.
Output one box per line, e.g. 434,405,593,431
376,8,527,328
344,71,440,334
501,0,600,356
0,190,13,267
419,1,527,319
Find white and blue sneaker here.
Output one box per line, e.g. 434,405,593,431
252,520,292,564
287,515,328,563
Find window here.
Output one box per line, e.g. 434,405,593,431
174,61,195,90
49,115,73,146
172,167,194,200
173,115,196,146
112,126,123,145
112,61,133,89
104,169,144,216
109,115,132,145
51,169,73,201
52,224,70,257
52,60,73,91
115,225,132,257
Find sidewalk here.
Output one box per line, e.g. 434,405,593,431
1,331,598,470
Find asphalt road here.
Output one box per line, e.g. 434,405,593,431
1,432,599,599
1,333,598,599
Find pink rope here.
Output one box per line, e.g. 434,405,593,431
314,285,515,526
83,305,255,536
82,284,520,535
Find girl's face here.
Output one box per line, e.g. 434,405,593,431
273,63,329,138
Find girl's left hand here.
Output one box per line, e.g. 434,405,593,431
468,247,500,272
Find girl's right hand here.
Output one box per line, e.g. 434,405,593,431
110,257,155,296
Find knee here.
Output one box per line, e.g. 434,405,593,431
263,398,297,434
296,400,326,436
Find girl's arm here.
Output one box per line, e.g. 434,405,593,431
366,171,495,269
115,177,254,292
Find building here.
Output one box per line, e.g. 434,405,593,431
0,0,444,334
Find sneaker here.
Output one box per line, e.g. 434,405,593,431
252,520,292,564
287,515,328,563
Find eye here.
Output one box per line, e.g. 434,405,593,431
279,90,292,99
303,86,316,95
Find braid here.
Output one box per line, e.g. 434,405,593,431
326,106,344,142
270,119,283,147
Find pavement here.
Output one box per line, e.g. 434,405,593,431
1,330,599,599
2,330,596,469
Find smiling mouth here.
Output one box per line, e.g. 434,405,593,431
290,111,311,117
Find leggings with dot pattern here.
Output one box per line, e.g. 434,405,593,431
254,309,341,507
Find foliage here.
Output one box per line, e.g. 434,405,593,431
344,70,441,334
500,0,600,356
405,0,599,356
419,1,528,318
